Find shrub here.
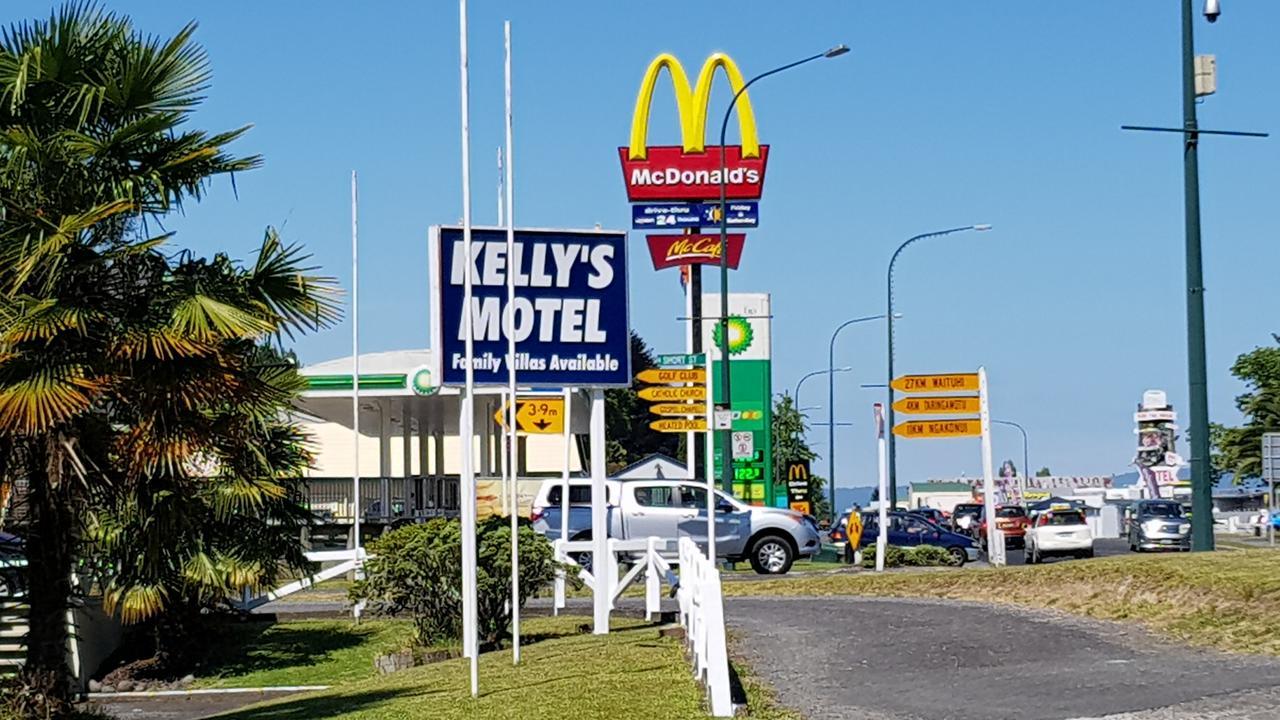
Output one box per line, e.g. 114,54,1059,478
351,517,560,648
905,545,962,567
861,544,959,569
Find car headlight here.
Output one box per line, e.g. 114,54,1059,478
1178,522,1191,534
1142,519,1164,533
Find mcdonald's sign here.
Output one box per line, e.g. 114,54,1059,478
620,53,769,202
785,459,811,514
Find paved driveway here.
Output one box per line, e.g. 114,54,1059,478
728,596,1280,720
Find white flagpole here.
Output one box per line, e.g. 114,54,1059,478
496,147,507,517
504,19,521,665
457,0,479,697
351,172,364,613
874,403,888,572
554,387,571,613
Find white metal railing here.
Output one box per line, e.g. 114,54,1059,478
239,548,367,610
676,537,732,717
553,537,677,620
554,536,732,716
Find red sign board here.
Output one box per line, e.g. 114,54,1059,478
646,234,745,270
619,145,769,202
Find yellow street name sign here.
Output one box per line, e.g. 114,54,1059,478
892,418,982,439
635,367,707,384
638,386,707,402
493,397,564,434
650,418,708,433
648,403,707,417
892,396,982,415
890,373,980,394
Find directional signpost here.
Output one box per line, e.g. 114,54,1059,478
638,386,707,402
891,418,982,438
891,368,1000,565
494,396,565,434
651,418,708,432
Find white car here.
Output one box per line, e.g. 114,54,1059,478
1024,505,1093,564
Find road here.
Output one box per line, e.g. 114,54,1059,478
728,596,1280,720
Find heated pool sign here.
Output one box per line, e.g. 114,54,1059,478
430,226,630,387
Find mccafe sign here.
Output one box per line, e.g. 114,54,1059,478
646,234,745,270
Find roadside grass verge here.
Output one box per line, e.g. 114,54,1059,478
721,549,1280,655
213,617,719,719
194,620,407,688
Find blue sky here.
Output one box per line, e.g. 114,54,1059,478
11,1,1279,486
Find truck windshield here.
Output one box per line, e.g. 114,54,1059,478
1143,503,1183,518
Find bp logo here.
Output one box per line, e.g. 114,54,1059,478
712,316,754,356
410,366,438,396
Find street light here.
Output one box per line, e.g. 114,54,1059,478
827,314,887,520
794,366,851,409
992,420,1029,507
885,224,991,507
716,44,849,495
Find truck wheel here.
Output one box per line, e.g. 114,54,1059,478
748,535,794,575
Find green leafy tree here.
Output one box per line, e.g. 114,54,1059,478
352,518,560,648
605,331,679,472
0,4,337,697
1036,467,1052,477
772,393,828,519
1212,336,1280,481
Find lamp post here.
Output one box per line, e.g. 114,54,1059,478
717,44,849,494
992,420,1029,507
827,314,887,520
885,224,991,507
794,367,851,410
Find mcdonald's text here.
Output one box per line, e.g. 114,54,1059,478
619,145,769,202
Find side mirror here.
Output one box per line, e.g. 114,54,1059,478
716,500,735,514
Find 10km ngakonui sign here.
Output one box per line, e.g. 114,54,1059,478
620,53,768,202
430,226,630,387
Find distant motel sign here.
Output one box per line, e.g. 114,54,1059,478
430,226,630,387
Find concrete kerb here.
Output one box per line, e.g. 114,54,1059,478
90,686,329,698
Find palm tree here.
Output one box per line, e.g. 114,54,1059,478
0,4,336,697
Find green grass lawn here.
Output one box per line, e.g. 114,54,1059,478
722,548,1280,655
210,615,796,720
193,620,407,688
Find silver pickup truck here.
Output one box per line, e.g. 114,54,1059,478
530,478,821,574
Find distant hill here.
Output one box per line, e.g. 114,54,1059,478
834,486,909,512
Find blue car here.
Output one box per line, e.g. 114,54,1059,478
858,511,979,565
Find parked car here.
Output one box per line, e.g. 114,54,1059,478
950,503,983,534
908,507,947,527
976,505,1030,550
0,533,26,597
530,478,820,574
1126,499,1192,552
1024,505,1093,563
858,511,979,566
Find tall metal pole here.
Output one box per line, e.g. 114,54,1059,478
717,47,847,494
794,367,850,411
456,0,479,697
349,172,363,618
885,225,990,508
503,19,521,663
826,315,885,521
1181,0,1213,552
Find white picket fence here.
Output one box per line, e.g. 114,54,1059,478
555,536,733,717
